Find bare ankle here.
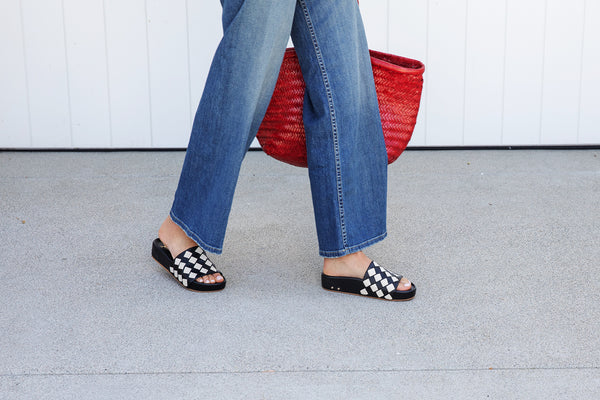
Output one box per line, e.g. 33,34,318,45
158,215,197,257
323,251,372,277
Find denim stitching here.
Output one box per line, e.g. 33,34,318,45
298,0,348,249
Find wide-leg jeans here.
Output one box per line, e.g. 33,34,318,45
170,0,388,258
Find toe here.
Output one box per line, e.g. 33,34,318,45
396,277,412,291
196,273,221,285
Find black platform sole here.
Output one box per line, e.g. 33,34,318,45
321,273,416,301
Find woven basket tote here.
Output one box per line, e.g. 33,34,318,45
256,48,425,167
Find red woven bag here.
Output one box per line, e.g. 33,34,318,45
256,48,425,167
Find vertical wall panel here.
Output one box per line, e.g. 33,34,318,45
104,0,152,148
63,0,111,147
540,0,586,144
426,0,467,146
388,1,427,61
502,0,546,145
0,0,31,147
388,0,428,146
186,0,222,122
463,1,506,145
21,0,71,147
146,0,191,147
578,0,600,144
361,0,389,52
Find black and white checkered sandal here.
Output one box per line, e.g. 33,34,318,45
151,238,226,292
321,261,415,301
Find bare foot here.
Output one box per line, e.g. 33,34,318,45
322,251,412,291
158,216,224,284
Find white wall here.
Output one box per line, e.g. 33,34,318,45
1,0,599,149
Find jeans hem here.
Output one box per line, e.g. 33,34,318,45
169,210,223,255
319,231,387,258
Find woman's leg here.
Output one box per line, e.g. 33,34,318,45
159,0,297,283
290,0,411,290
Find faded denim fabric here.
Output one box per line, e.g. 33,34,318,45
170,0,387,257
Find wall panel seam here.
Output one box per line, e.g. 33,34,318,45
424,0,430,145
144,0,154,147
101,0,114,147
461,0,469,146
538,0,548,145
575,0,587,143
500,0,509,144
60,0,74,146
185,0,193,126
385,0,390,52
19,0,33,146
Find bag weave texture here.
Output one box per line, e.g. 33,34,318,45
257,48,425,167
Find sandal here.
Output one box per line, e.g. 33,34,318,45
321,261,416,301
151,238,226,291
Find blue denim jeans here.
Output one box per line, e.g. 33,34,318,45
170,0,387,257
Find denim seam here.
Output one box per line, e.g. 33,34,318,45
298,0,348,250
169,210,223,255
319,231,388,258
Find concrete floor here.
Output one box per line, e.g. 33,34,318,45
1,149,599,399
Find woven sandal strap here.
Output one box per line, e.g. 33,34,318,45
173,247,219,286
360,262,401,300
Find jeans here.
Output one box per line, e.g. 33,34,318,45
170,0,387,258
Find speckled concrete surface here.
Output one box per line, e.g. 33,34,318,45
1,149,599,399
